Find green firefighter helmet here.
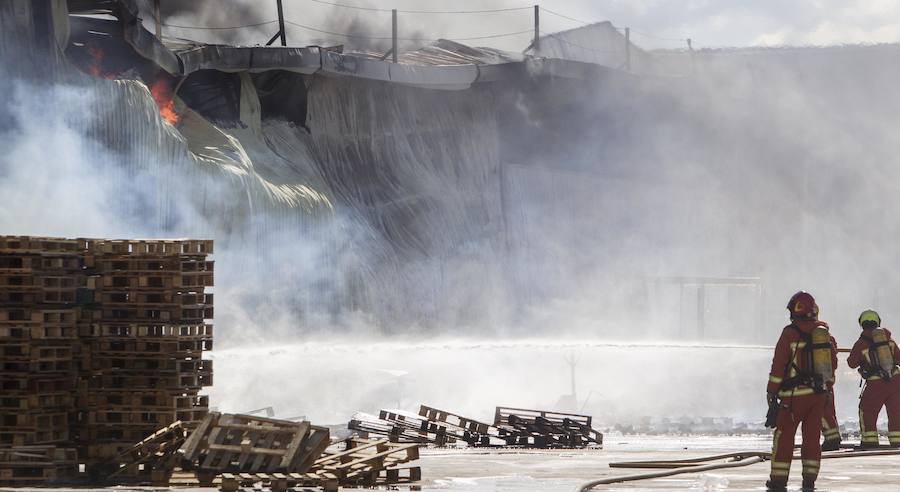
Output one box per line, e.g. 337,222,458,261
858,309,881,328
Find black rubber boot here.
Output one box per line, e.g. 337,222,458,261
802,478,816,491
859,441,879,450
766,479,788,492
821,438,841,451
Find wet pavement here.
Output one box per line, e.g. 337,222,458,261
418,435,900,491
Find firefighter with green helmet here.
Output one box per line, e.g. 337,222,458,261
848,309,900,448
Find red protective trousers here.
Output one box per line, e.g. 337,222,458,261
821,389,840,444
859,377,900,446
770,393,826,482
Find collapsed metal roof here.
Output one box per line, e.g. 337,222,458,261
65,0,632,90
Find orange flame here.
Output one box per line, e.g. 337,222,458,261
86,46,116,79
150,79,180,126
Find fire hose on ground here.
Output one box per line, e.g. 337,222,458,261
575,447,900,491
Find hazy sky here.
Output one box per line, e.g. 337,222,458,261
149,0,900,51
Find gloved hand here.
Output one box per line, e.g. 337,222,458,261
765,392,780,428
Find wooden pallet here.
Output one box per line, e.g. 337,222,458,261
494,406,603,447
83,239,213,256
0,376,73,394
3,359,75,374
83,340,210,361
107,421,189,484
91,257,214,271
0,237,83,253
0,392,73,411
379,409,459,445
0,323,79,340
0,343,74,361
80,323,213,339
219,471,338,492
89,305,213,323
348,414,433,444
0,446,78,486
94,273,215,290
85,372,212,390
0,429,70,447
179,413,331,474
0,411,69,430
310,438,419,486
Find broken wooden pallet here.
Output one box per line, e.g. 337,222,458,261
107,421,189,484
309,438,420,488
179,412,330,474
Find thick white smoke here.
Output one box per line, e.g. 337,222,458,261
5,3,900,428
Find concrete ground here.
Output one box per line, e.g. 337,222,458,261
2,436,898,492
416,435,900,491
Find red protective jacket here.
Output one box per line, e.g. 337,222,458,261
848,328,900,379
767,319,838,396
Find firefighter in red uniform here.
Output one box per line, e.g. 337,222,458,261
821,333,842,451
765,292,837,492
847,310,900,448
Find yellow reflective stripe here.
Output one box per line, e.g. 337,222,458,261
790,341,807,349
770,469,791,477
779,387,815,397
823,428,840,438
771,461,792,470
769,375,783,384
888,431,900,437
772,430,781,462
802,460,820,466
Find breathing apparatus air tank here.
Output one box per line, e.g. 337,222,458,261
870,328,896,379
810,325,834,391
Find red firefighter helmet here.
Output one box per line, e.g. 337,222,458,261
787,291,818,320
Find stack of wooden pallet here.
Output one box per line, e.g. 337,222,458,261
79,239,214,463
0,236,214,485
0,237,83,466
352,404,604,449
